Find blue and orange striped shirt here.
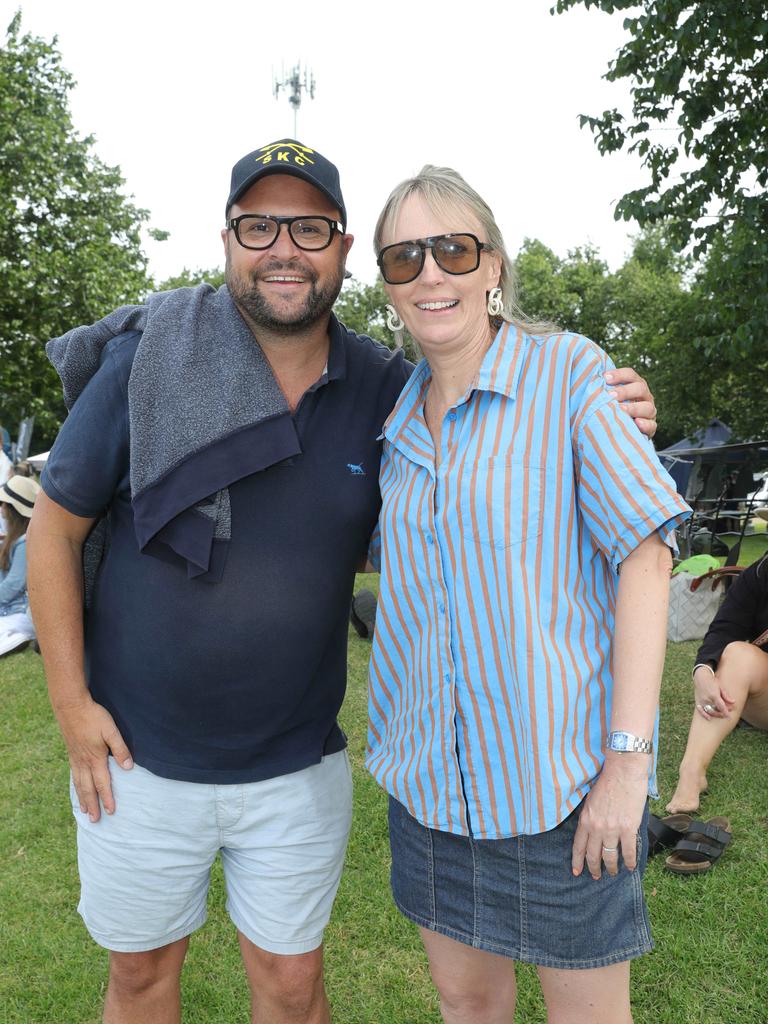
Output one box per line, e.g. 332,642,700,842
366,324,690,839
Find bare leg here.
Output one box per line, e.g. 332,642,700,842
538,961,632,1024
103,937,189,1024
238,932,329,1024
419,927,516,1024
667,643,768,813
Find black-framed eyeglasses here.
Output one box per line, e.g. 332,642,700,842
377,233,493,285
226,214,344,251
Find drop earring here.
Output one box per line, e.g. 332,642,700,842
385,304,405,349
487,287,503,317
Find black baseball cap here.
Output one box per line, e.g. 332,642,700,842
226,139,347,228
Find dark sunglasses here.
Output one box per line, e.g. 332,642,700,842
377,233,493,285
227,214,344,251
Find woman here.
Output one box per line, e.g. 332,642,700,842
667,553,768,813
0,474,41,654
366,166,690,1024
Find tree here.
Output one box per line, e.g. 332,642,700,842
158,267,225,291
514,239,614,342
513,227,768,448
602,230,703,446
0,14,154,446
515,233,688,446
688,223,768,440
333,276,388,342
333,276,421,363
553,0,768,356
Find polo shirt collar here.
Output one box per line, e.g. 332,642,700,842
300,314,347,395
325,314,347,382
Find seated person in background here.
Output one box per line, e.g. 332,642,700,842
0,475,41,655
667,553,768,812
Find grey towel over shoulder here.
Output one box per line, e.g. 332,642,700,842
46,285,300,581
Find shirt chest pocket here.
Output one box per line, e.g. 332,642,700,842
459,456,546,550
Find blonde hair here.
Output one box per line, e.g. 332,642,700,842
374,165,557,336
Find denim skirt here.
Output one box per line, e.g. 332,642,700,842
388,797,653,969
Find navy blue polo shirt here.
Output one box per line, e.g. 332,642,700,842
42,317,410,783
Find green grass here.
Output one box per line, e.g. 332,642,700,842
1,589,766,1023
719,533,768,566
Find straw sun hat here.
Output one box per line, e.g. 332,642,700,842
0,475,41,518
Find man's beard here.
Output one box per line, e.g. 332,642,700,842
226,253,345,336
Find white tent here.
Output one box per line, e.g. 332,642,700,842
26,451,49,471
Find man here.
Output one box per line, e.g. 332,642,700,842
28,139,657,1024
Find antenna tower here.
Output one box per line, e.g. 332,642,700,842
273,63,316,137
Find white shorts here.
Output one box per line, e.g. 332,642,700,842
71,751,353,954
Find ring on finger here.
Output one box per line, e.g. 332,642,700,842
703,703,716,714
602,845,619,854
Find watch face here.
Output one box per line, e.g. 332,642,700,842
608,731,651,754
609,732,632,751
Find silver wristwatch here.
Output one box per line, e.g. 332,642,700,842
606,730,653,755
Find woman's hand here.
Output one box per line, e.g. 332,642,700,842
605,368,657,438
693,664,735,719
571,754,649,879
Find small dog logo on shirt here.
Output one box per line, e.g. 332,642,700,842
347,463,365,476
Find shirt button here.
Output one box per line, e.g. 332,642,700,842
426,534,434,544
439,603,446,614
444,673,451,682
448,411,457,421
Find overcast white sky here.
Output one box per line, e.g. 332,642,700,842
6,0,645,286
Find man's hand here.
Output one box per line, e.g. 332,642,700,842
56,696,133,822
28,493,134,821
605,367,657,438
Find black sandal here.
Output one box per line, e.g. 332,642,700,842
647,813,693,856
664,817,732,875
